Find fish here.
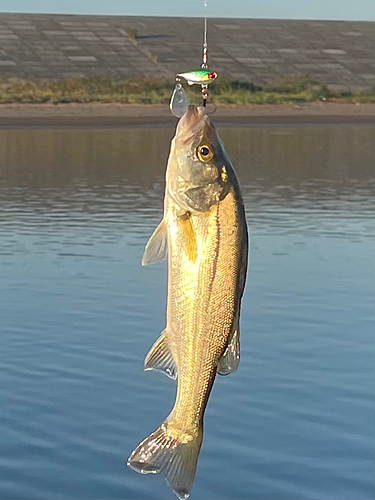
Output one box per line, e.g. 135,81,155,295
177,69,218,85
127,104,248,499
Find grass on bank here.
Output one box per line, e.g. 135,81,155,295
0,75,373,105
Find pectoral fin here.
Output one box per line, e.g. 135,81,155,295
142,220,167,266
218,326,240,376
144,330,177,380
178,215,197,263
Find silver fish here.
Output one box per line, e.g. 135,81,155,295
128,105,248,499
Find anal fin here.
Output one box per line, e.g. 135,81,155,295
144,330,177,380
218,326,240,376
142,220,167,266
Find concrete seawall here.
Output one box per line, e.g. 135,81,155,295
0,13,374,91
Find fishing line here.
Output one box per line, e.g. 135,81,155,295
201,0,209,106
202,0,208,68
169,0,217,116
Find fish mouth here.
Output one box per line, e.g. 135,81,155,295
184,104,203,124
180,104,206,127
176,105,209,144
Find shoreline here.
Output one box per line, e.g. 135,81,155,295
0,102,374,128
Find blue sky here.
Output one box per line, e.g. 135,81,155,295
0,0,373,20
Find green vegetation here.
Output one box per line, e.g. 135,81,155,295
0,75,373,105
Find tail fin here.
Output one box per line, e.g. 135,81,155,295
127,422,202,500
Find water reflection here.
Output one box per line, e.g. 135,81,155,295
0,124,374,500
0,125,373,187
0,126,373,237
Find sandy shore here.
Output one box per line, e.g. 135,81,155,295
0,102,374,127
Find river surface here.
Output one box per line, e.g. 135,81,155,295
0,123,374,500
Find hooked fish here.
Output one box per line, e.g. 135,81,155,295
177,69,218,85
127,105,248,499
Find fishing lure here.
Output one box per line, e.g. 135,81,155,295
170,0,217,116
177,69,217,86
170,70,217,116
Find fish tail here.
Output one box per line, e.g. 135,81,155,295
127,421,202,499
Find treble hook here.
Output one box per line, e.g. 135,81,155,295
201,83,208,108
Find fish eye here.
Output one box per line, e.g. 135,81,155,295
197,144,214,162
208,72,217,80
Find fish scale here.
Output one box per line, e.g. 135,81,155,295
169,197,240,434
128,105,248,499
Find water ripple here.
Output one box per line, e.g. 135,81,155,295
0,125,373,499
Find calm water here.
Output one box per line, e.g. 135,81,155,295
0,124,374,500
